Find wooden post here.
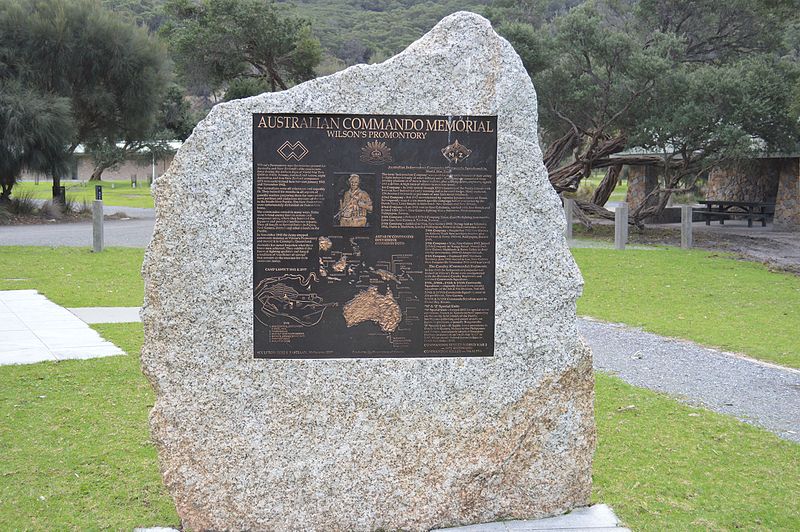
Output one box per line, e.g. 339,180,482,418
92,185,104,253
615,202,628,250
564,198,574,240
681,205,693,249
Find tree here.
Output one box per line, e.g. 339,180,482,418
0,82,74,202
157,84,197,141
0,0,171,184
336,38,373,66
494,0,800,225
162,0,322,96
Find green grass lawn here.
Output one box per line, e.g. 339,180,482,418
1,324,796,530
572,248,800,368
0,324,179,530
1,246,798,529
0,247,143,307
14,179,154,209
593,373,799,530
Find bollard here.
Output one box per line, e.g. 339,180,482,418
615,202,628,250
564,198,574,240
681,205,693,249
93,185,104,252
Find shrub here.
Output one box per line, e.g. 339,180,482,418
6,190,38,215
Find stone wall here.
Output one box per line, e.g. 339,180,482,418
774,159,800,230
625,164,659,212
21,153,174,183
705,160,782,203
75,154,174,182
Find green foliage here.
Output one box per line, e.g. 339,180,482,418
224,78,270,102
494,0,800,209
155,84,196,141
162,0,322,94
573,247,800,368
1,189,37,215
279,0,491,64
0,0,171,184
0,80,74,201
495,22,551,74
102,0,167,31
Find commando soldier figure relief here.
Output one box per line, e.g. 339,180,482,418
337,173,373,227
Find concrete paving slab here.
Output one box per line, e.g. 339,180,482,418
0,290,124,366
67,306,142,324
136,505,628,532
434,505,629,531
1,348,57,365
0,315,27,331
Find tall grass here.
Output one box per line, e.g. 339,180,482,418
5,189,38,215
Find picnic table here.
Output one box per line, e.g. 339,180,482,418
697,200,775,227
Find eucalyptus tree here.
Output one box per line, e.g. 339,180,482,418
0,0,171,184
0,82,73,202
496,0,799,224
161,0,322,98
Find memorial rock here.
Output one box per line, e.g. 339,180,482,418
141,11,595,531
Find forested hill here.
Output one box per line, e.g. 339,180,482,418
103,0,494,69
276,0,491,66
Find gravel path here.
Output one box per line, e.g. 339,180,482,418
580,317,800,443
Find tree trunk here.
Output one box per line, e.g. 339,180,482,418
89,167,105,181
571,200,595,228
89,164,110,181
590,164,622,206
548,134,627,193
52,174,61,201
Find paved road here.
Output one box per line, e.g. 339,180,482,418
0,206,154,248
580,317,800,443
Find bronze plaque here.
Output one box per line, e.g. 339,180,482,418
253,113,497,358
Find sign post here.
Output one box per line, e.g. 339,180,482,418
92,185,104,253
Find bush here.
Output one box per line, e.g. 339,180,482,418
63,194,78,213
6,190,38,215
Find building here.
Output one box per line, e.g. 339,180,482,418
622,154,800,230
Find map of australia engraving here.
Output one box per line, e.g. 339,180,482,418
254,233,422,348
317,234,417,338
343,286,402,333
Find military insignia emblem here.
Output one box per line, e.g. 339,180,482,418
441,139,472,164
277,141,309,161
360,141,393,165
